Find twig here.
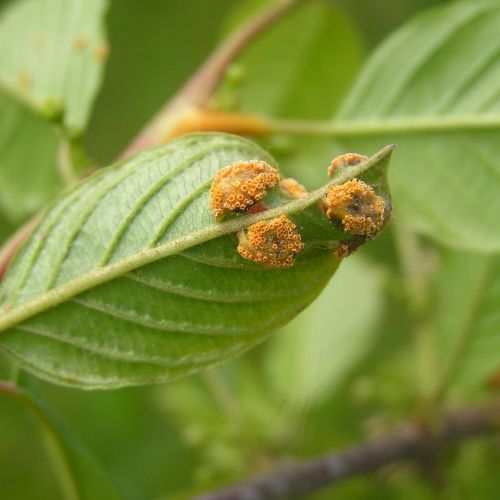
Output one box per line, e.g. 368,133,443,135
0,215,41,281
122,0,300,157
196,401,500,500
0,0,299,283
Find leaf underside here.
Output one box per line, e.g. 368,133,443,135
0,133,391,389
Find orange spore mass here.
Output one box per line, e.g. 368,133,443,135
325,179,385,238
328,153,368,177
210,160,280,218
280,178,307,199
237,215,303,268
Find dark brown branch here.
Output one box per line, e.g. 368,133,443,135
122,0,300,158
196,401,500,500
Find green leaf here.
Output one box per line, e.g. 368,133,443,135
0,133,393,389
264,255,385,407
430,250,500,393
0,382,121,499
334,0,500,252
0,0,109,134
0,90,60,220
0,0,109,220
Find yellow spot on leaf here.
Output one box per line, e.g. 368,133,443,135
73,35,88,51
92,43,109,61
17,70,32,91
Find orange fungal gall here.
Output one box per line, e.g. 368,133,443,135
237,215,303,268
280,178,307,199
210,160,280,218
325,179,385,238
328,153,368,177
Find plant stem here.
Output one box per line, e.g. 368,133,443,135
123,0,301,157
267,114,500,137
0,214,41,281
196,400,500,500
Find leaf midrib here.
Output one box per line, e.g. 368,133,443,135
272,114,500,138
0,145,393,333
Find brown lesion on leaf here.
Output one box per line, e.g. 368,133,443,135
280,178,307,199
210,160,280,218
328,153,368,177
237,215,303,268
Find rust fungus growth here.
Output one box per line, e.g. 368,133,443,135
280,178,307,199
237,215,303,268
210,160,280,218
325,179,385,238
328,153,368,177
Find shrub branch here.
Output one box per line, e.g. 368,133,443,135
196,401,500,500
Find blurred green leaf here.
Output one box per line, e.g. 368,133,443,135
0,382,121,500
430,250,500,393
265,255,385,408
0,134,392,388
335,0,500,251
0,0,108,133
0,0,109,220
0,90,60,220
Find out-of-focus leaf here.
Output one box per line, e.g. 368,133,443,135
334,0,500,251
0,0,109,220
0,0,108,133
0,134,393,388
0,382,121,500
265,255,385,408
430,250,500,391
0,90,60,220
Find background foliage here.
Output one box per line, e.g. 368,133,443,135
0,0,499,499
